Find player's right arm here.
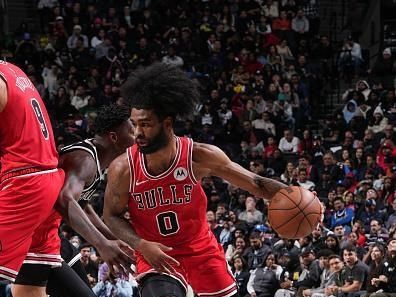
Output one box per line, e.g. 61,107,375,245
0,76,8,112
104,153,180,274
55,152,134,274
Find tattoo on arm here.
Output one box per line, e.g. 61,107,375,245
105,184,142,249
253,176,287,198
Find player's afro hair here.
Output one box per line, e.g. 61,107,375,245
121,63,200,120
95,104,131,135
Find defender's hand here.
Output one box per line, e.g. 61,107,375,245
98,240,135,275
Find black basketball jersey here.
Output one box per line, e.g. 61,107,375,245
60,139,105,201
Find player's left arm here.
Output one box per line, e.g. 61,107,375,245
193,142,287,200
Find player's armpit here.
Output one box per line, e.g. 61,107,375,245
192,142,287,199
103,153,142,249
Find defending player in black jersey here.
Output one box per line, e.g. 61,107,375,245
15,104,135,296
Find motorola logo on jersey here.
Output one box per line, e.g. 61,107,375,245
174,167,188,181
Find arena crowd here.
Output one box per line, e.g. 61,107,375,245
1,0,396,296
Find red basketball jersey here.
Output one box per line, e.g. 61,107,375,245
127,136,210,253
0,61,58,174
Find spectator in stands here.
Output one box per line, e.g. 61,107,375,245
206,210,223,242
324,255,346,296
339,36,363,77
162,45,184,67
291,9,309,41
276,248,321,297
247,252,281,297
67,24,89,49
368,106,388,134
225,235,247,263
367,239,396,297
327,245,369,297
369,48,396,88
302,249,333,297
330,197,355,232
275,93,295,131
296,167,315,191
345,231,366,260
93,269,133,297
281,161,296,184
356,198,386,233
279,128,299,155
79,243,99,286
386,197,396,229
238,196,264,226
365,219,389,247
232,255,250,297
243,231,271,270
365,243,388,295
324,233,341,255
252,111,276,139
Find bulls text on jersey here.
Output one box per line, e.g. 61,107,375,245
132,184,193,210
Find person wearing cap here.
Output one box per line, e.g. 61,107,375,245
369,47,396,84
275,249,321,297
67,24,88,49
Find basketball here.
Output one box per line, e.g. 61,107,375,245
268,186,323,239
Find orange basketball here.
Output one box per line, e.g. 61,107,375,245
268,186,323,239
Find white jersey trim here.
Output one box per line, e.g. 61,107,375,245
187,138,198,185
67,253,82,267
23,260,62,267
197,283,238,296
13,168,58,179
127,147,135,193
0,273,15,282
26,252,61,259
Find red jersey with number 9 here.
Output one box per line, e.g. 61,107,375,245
0,61,58,174
127,136,210,254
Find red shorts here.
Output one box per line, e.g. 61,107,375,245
136,233,237,297
0,169,65,282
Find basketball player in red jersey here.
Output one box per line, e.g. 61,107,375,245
103,63,288,297
0,62,133,297
0,61,66,297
